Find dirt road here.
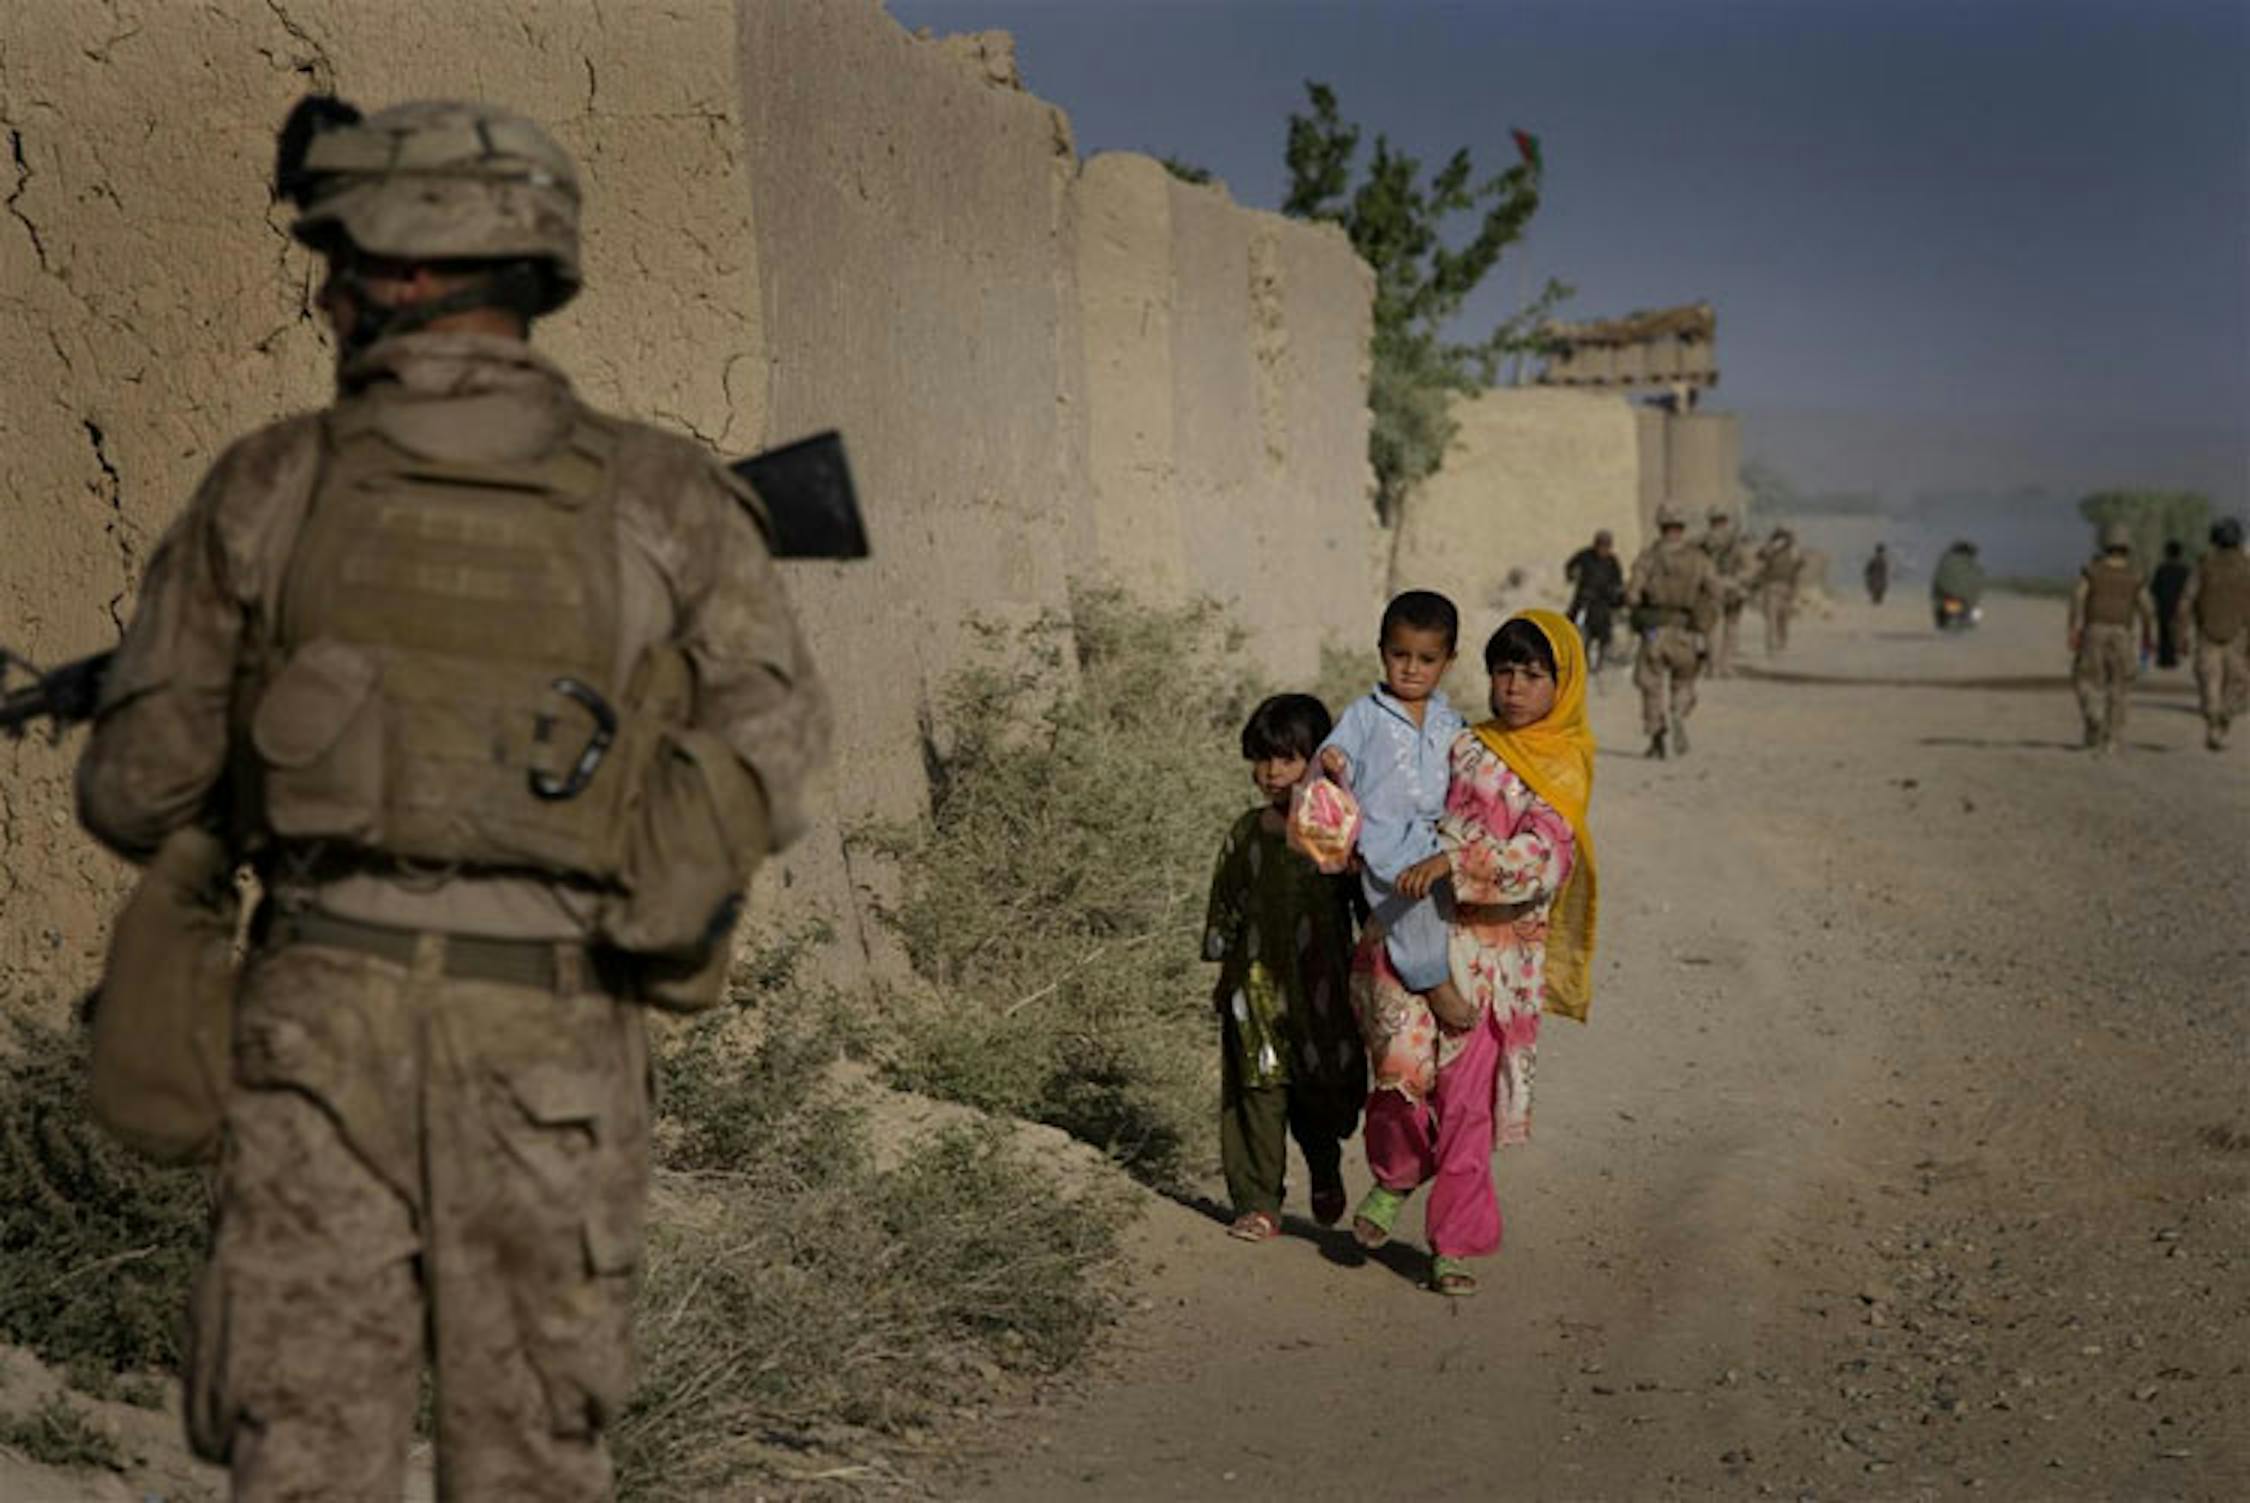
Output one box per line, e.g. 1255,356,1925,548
954,591,2250,1502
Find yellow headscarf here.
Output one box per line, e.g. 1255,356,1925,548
1471,608,1599,1021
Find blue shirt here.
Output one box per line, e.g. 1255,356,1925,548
1320,684,1465,885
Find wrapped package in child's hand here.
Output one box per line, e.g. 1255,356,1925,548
1287,776,1362,875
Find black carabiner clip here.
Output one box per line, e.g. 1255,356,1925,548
529,677,618,802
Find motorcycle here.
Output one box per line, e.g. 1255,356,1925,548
1933,594,1981,632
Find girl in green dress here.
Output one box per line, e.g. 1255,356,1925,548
1202,694,1370,1241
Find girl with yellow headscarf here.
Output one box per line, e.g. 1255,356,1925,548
1350,609,1598,1297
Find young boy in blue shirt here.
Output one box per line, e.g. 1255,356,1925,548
1317,590,1474,1033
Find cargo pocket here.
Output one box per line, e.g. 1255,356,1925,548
501,1058,642,1437
252,637,385,840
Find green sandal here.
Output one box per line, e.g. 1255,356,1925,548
1429,1256,1478,1297
1351,1186,1407,1249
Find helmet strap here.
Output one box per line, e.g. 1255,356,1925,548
332,260,549,361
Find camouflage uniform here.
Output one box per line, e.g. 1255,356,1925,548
1696,512,1751,677
1756,531,1803,655
1627,508,1721,758
2067,525,2155,755
78,100,829,1502
2178,522,2250,750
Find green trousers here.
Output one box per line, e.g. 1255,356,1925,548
1220,1045,1348,1218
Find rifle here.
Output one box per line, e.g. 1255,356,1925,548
1,649,110,740
0,431,869,739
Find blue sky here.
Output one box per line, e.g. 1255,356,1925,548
889,0,2248,508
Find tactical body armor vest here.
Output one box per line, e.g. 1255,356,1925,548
2081,560,2143,627
249,405,634,880
2194,551,2250,642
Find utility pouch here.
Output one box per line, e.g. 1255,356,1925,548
597,646,768,1012
1628,604,1668,634
88,826,240,1163
249,637,384,842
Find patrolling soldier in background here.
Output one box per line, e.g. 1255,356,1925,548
2067,521,2155,755
1696,506,1752,677
2178,515,2250,750
1864,543,1891,605
2149,540,2193,669
75,97,830,1500
1627,503,1721,759
1755,525,1804,655
1564,527,1626,676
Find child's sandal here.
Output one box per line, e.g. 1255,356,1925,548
1429,1255,1478,1297
1227,1209,1282,1243
1350,1186,1406,1249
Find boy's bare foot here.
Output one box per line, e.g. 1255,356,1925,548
1426,978,1478,1031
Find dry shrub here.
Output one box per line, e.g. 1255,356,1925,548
856,585,1274,1184
0,1017,206,1379
617,976,1128,1501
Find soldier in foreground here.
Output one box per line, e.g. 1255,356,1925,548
2067,521,2155,755
1696,507,1752,676
1755,525,1804,655
75,97,830,1500
2178,515,2250,750
1626,504,1720,759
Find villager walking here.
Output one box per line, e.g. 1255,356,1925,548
1348,612,1596,1297
2067,521,2156,755
1756,526,1804,655
1203,694,1368,1242
1864,543,1891,605
1697,507,1752,677
2178,516,2250,751
2151,540,2194,669
1626,504,1720,760
75,95,830,1501
1564,529,1626,676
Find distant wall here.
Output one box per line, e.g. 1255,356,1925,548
0,0,759,1010
1392,388,1642,682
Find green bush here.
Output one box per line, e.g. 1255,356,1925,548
857,585,1276,1184
0,1018,206,1376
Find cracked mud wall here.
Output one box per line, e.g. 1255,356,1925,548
1076,157,1380,680
734,3,1090,979
0,0,761,1011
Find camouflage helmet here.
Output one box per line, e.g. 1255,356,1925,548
1655,503,1686,529
280,97,581,314
2098,520,2132,552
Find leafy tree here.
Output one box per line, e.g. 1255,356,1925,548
1281,82,1560,524
2077,489,2211,566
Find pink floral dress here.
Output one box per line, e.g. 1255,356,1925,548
1351,732,1575,1142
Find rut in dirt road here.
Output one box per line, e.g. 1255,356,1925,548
956,594,2249,1503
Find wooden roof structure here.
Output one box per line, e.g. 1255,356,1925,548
1535,301,1718,400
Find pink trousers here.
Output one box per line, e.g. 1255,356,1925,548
1362,1007,1504,1258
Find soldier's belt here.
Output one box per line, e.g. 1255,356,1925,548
266,908,608,994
